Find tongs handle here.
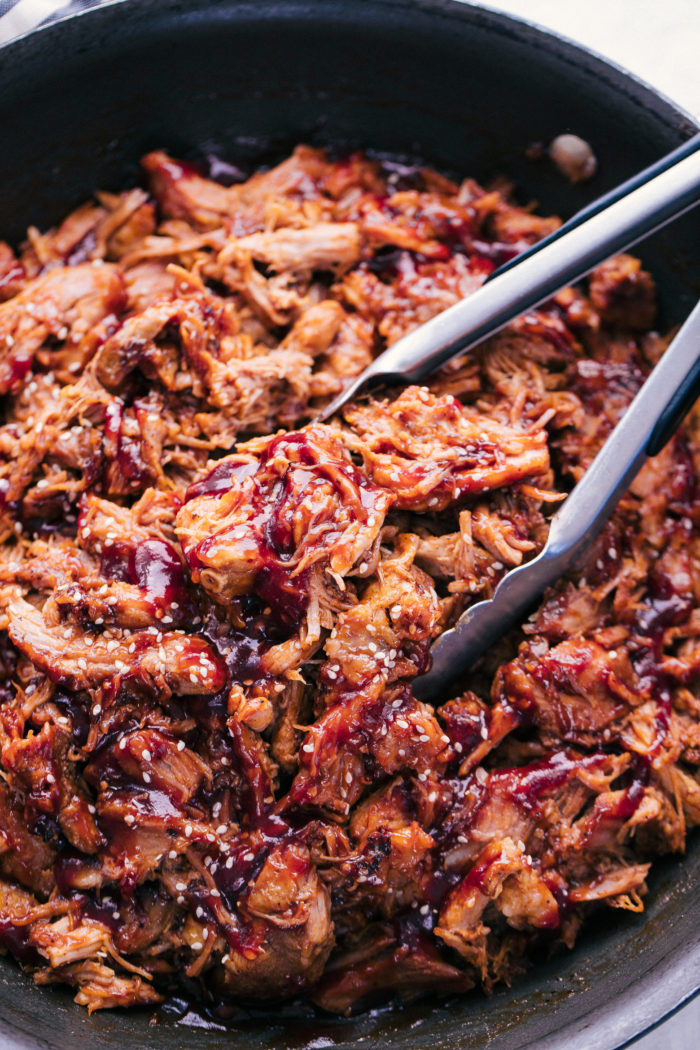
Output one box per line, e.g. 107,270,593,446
378,141,700,385
414,298,700,697
321,135,700,420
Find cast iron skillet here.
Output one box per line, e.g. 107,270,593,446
0,1,699,1047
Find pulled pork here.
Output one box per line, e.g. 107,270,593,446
0,145,697,1019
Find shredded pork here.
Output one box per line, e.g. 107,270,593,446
0,145,697,1020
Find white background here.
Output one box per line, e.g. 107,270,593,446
471,0,700,118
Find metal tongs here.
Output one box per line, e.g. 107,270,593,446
318,133,700,696
320,134,700,420
414,296,700,697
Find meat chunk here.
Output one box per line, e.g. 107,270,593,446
2,721,101,854
344,386,550,510
0,782,56,896
0,263,123,393
589,254,656,330
312,924,472,1014
37,958,162,1012
288,684,450,818
216,843,334,998
497,638,644,748
0,242,25,300
4,595,225,695
435,837,559,978
322,534,441,694
225,223,362,275
0,143,694,1020
176,425,393,626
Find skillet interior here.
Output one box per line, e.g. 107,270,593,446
0,2,698,1048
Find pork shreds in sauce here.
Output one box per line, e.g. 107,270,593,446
0,146,698,1017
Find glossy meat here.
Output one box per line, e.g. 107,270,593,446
0,145,697,1020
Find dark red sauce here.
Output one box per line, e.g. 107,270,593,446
66,229,98,267
0,920,41,967
186,458,258,501
131,538,189,609
0,259,25,296
51,688,91,746
157,157,205,183
0,349,33,392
